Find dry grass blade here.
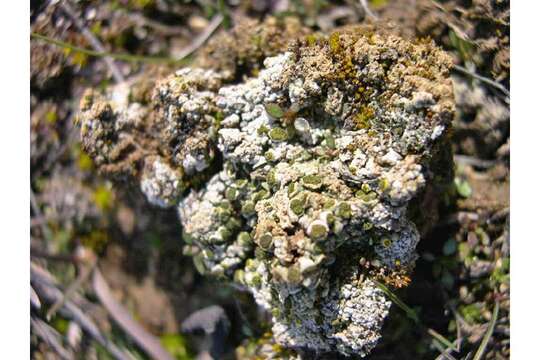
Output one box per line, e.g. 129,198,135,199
31,33,187,65
453,64,510,99
374,280,459,357
59,1,124,83
358,0,379,19
31,316,74,360
46,257,96,320
472,301,500,360
31,263,131,360
428,328,459,353
373,280,420,324
92,268,174,360
31,285,41,310
175,14,223,60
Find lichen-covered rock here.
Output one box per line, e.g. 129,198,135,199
78,23,454,357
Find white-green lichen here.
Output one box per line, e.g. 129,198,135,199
78,28,454,357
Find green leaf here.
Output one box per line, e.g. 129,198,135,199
265,103,285,118
454,177,472,198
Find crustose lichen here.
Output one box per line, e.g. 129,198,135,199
78,22,454,357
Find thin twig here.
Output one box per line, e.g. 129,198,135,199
31,316,74,360
473,301,500,360
31,246,78,264
175,14,223,60
454,155,499,169
453,64,510,98
59,1,125,83
358,0,379,19
92,268,174,360
31,32,187,65
126,12,191,37
31,263,131,360
30,188,53,240
46,256,97,320
31,286,42,310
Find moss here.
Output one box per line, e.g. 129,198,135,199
329,32,342,54
306,34,318,47
354,106,375,130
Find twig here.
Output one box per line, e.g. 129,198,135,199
175,14,223,60
31,286,41,310
46,256,97,320
31,32,187,65
31,316,74,360
373,280,420,324
454,155,499,169
473,301,500,360
59,1,125,83
92,268,174,360
31,263,131,360
126,12,191,37
358,0,379,20
453,64,510,98
428,328,459,352
374,280,461,358
31,246,78,264
30,188,53,240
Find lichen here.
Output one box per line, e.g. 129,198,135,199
78,23,454,357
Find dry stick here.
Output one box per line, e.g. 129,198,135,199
126,12,191,37
30,188,53,241
59,1,125,83
472,301,500,360
175,14,223,60
454,155,499,169
31,286,42,310
31,316,74,360
92,268,175,360
46,257,97,320
358,0,379,19
453,64,510,98
31,263,131,360
31,12,222,68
